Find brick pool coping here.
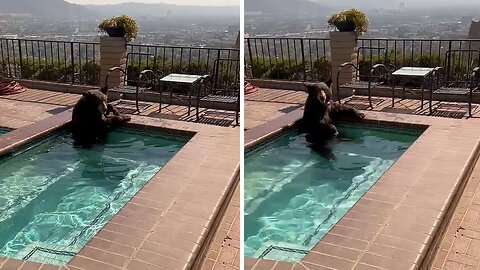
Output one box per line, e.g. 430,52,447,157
0,110,240,270
244,108,480,270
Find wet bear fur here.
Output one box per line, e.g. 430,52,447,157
70,89,130,148
297,80,365,159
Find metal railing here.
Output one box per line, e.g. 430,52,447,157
357,38,480,67
127,44,240,77
0,38,100,85
245,37,330,81
0,38,240,90
245,37,480,82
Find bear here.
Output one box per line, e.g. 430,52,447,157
70,89,131,148
296,80,365,159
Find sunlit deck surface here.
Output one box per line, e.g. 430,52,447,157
0,87,239,270
245,87,480,270
245,87,480,130
0,88,238,130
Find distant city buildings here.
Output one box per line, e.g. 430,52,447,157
0,15,237,48
246,6,477,40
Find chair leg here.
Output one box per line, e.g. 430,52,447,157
368,86,372,108
196,84,201,122
187,85,192,117
236,110,239,126
136,88,140,113
159,84,163,113
469,93,472,117
391,79,395,108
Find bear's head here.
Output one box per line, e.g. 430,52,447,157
303,82,332,103
82,90,108,115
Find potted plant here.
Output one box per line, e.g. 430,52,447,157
328,8,368,36
98,15,138,42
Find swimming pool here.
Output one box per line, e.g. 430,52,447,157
0,129,188,265
0,128,9,135
244,124,422,262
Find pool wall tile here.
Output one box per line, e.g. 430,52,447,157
245,108,480,269
68,256,121,270
272,261,295,270
0,258,23,270
84,238,135,258
367,243,421,264
19,261,43,270
290,263,309,270
359,252,416,270
321,233,369,251
352,263,383,270
302,252,356,270
254,259,277,269
245,258,259,269
310,242,362,261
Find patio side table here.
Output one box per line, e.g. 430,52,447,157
158,73,204,116
391,67,435,113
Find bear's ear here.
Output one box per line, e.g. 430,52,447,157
304,84,315,95
325,79,333,88
82,91,93,98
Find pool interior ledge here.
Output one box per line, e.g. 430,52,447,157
0,109,240,270
244,108,480,270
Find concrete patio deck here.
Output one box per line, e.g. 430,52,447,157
0,87,240,270
245,88,480,130
0,88,239,131
245,87,480,270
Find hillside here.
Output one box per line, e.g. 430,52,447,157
85,3,239,18
245,0,322,16
0,0,94,18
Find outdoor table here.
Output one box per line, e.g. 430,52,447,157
158,73,204,116
391,67,435,113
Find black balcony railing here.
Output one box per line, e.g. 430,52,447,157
125,44,240,93
0,38,240,90
245,37,480,82
127,44,239,76
0,38,100,85
245,37,330,82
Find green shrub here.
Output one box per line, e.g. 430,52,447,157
328,8,369,36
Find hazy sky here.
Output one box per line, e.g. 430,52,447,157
65,0,239,6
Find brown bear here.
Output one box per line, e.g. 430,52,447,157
70,89,131,148
297,81,365,159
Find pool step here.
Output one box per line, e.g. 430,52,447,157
17,242,76,266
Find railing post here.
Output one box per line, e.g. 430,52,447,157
17,39,24,78
300,39,306,81
70,43,75,84
447,40,453,82
330,32,358,100
247,38,254,78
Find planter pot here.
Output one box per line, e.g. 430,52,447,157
335,21,356,32
104,27,126,38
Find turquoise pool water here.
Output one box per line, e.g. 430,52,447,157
0,129,187,265
244,124,422,262
0,128,9,135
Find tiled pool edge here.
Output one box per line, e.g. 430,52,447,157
244,108,480,270
0,111,240,270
